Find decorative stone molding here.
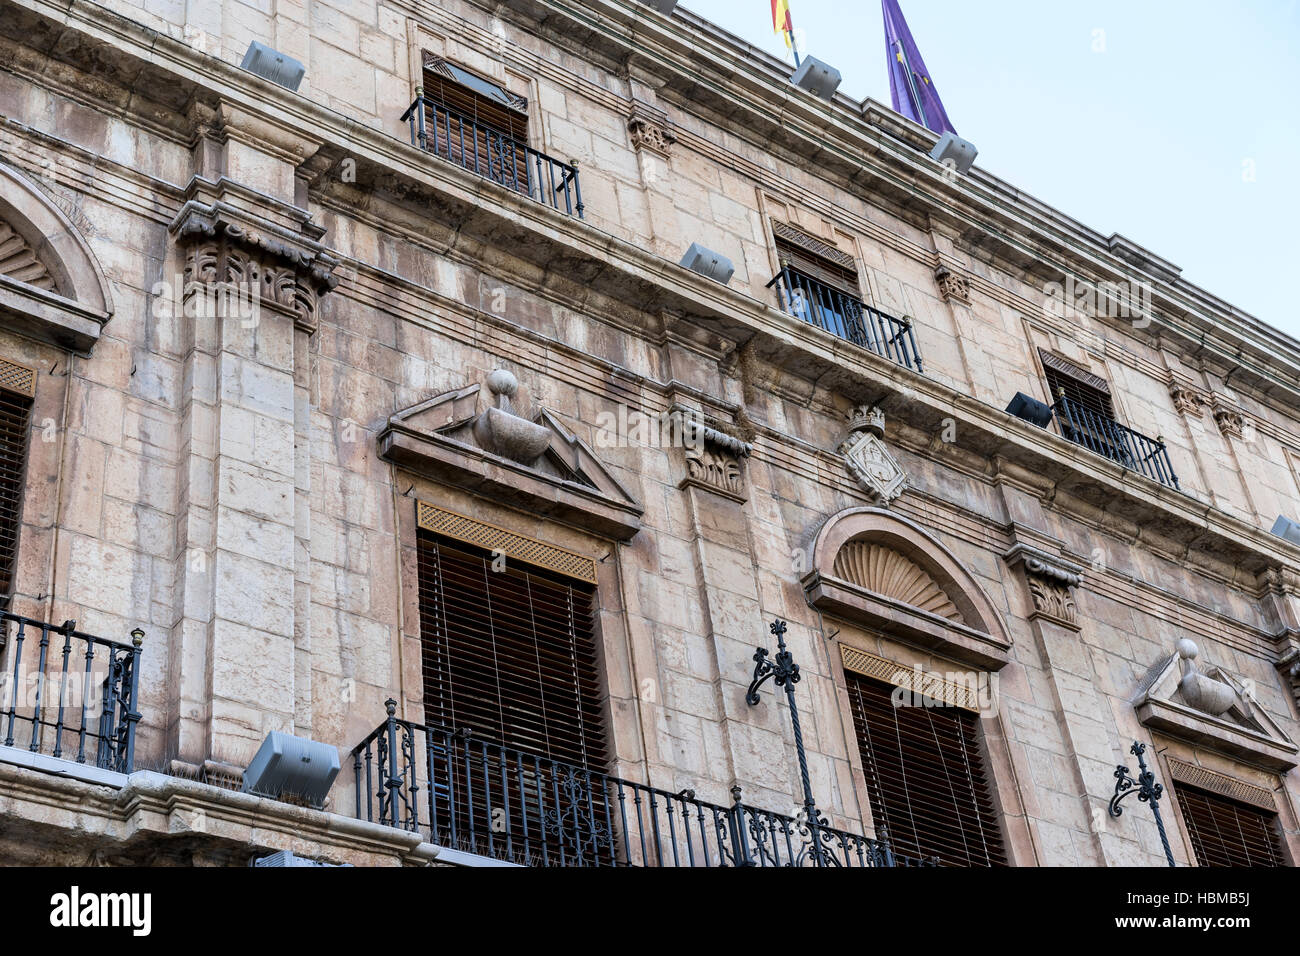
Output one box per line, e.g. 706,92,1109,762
0,161,113,352
833,541,963,622
839,406,907,505
0,220,55,291
1132,639,1298,772
172,198,340,335
1166,758,1276,812
804,507,1013,670
933,265,971,304
627,105,677,156
678,412,752,503
1003,544,1083,630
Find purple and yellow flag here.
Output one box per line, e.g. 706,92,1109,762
883,0,956,135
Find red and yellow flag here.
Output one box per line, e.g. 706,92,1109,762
772,0,794,49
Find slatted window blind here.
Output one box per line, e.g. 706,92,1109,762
417,531,606,769
0,386,33,602
1043,366,1114,420
421,57,531,191
774,235,862,298
846,671,1006,867
1176,785,1286,867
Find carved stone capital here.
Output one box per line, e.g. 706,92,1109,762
675,409,751,503
1168,384,1206,417
1210,397,1246,439
1004,544,1083,630
627,106,677,157
170,198,339,334
934,265,971,304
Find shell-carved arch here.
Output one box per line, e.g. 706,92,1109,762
804,507,1012,669
0,162,113,351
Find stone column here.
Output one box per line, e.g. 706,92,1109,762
166,103,336,768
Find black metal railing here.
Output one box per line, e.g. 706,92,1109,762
1052,394,1180,489
352,701,930,867
0,611,142,773
767,264,923,372
401,92,584,219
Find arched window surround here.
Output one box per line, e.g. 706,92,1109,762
802,507,1012,670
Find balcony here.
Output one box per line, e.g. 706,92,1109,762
351,702,931,867
1052,395,1180,490
0,611,142,774
767,264,923,373
401,94,584,220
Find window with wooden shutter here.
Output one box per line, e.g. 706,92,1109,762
1175,784,1286,867
772,222,861,298
1042,365,1115,420
421,55,531,193
846,670,1006,867
417,530,606,768
0,361,35,604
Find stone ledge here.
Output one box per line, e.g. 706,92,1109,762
1136,698,1300,773
0,761,442,866
379,424,643,542
803,571,1012,671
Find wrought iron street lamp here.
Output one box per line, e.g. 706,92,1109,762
746,618,831,865
1109,740,1176,867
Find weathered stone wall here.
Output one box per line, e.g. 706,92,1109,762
0,0,1296,867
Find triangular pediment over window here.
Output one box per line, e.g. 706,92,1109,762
1134,641,1298,772
378,383,642,541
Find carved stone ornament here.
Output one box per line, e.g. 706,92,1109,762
680,416,752,503
933,265,971,304
1132,638,1298,772
627,105,677,156
1168,384,1206,417
839,406,907,505
1211,399,1246,439
378,369,643,540
171,201,340,334
1003,545,1082,630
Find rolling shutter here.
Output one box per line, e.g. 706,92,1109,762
0,365,35,603
846,671,1006,867
417,530,606,768
1176,785,1285,867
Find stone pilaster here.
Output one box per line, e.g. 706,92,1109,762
166,104,336,765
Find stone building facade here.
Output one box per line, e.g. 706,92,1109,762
0,0,1297,867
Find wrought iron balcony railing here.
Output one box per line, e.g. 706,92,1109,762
401,93,584,219
766,264,923,373
0,611,143,773
1052,394,1180,490
352,701,929,867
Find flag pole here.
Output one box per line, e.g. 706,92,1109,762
894,40,928,129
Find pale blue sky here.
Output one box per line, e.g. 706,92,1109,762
684,0,1300,340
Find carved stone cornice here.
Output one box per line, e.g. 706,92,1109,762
168,182,339,335
1003,543,1084,630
